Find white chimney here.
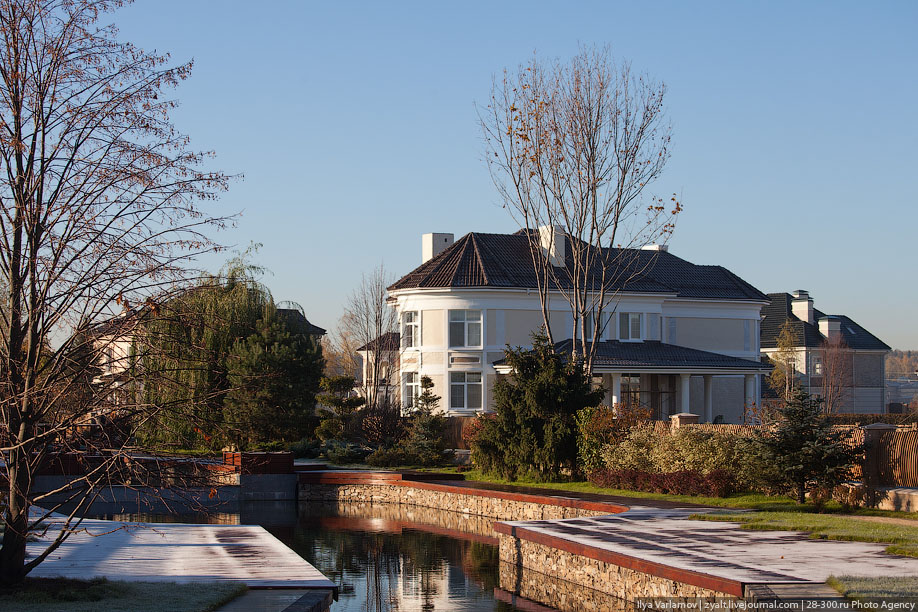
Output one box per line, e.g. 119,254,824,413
538,225,566,266
791,290,814,325
641,244,669,252
422,233,454,263
819,316,841,340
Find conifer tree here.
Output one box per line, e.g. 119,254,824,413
758,390,860,504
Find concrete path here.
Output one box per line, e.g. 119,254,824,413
28,516,337,590
501,506,918,584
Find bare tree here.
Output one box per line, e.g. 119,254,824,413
340,264,398,410
819,335,852,414
480,46,681,372
0,0,227,583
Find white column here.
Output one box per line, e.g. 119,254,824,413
680,373,691,414
744,374,756,410
703,375,713,423
611,373,622,406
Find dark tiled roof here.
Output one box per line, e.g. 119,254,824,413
276,308,326,336
760,293,889,351
494,339,771,372
389,231,767,301
356,331,400,353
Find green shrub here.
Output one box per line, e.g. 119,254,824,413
471,333,603,481
288,437,320,458
600,425,775,493
365,447,408,467
576,404,652,474
314,417,343,442
321,439,369,465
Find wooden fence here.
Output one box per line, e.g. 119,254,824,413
875,430,918,488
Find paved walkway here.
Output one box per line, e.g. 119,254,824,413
28,516,336,590
500,505,918,584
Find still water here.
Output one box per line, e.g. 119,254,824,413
79,498,537,612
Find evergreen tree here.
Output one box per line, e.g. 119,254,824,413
471,332,604,480
224,316,324,449
315,376,366,442
400,376,449,466
758,390,860,504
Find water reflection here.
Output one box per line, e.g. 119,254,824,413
69,498,532,611
282,503,515,611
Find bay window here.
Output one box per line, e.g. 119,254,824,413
402,311,419,348
449,310,482,347
450,372,482,410
405,372,420,408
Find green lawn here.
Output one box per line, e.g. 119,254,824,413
828,575,918,599
0,577,246,612
422,467,918,516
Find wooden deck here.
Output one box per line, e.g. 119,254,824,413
28,516,336,590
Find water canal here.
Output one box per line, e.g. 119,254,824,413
73,498,553,611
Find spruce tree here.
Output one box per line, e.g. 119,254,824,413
759,390,860,504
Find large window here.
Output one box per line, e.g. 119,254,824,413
449,310,482,347
404,372,420,408
402,311,419,348
619,312,643,341
450,372,482,410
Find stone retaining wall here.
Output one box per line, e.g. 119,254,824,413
298,482,615,521
497,533,733,602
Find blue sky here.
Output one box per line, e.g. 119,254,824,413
114,1,917,348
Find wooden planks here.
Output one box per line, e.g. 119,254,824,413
28,517,337,591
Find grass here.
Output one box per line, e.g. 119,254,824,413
413,466,918,557
827,575,918,599
0,577,247,612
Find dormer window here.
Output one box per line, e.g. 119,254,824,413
449,310,481,347
619,312,643,341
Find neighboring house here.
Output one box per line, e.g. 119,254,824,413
760,291,890,413
276,307,326,340
355,331,400,408
387,229,771,422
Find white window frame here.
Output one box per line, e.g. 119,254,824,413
404,372,420,409
402,311,419,348
450,371,482,410
618,312,643,342
449,310,482,348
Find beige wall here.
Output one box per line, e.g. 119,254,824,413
423,351,443,365
427,374,446,413
422,309,444,346
504,310,545,346
487,310,498,346
673,317,745,352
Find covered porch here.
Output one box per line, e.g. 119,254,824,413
585,340,771,423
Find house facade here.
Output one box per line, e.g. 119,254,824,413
761,290,890,413
387,229,771,423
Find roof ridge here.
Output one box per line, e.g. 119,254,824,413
469,234,490,285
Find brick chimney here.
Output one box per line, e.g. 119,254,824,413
422,233,454,263
791,290,814,324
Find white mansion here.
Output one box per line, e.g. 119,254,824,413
385,228,771,424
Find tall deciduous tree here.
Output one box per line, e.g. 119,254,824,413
0,0,228,582
340,264,398,410
819,335,852,414
480,46,681,372
767,320,799,401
